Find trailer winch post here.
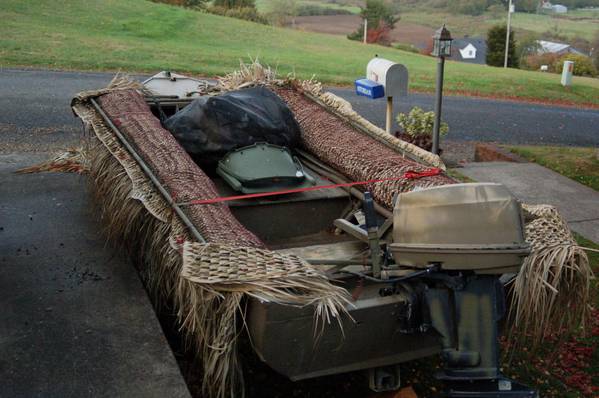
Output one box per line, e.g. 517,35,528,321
363,191,382,278
385,96,393,134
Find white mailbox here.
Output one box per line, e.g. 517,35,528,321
365,57,409,133
366,58,409,98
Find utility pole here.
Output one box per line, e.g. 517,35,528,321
504,0,513,68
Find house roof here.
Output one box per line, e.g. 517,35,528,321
536,40,585,55
451,37,487,64
537,40,570,53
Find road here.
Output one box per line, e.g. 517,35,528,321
328,88,599,146
1,68,598,154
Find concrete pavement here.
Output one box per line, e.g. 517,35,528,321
459,162,599,243
0,153,190,398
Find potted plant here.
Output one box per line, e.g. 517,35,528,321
395,107,448,153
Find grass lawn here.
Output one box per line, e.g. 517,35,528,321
2,0,599,107
506,145,599,191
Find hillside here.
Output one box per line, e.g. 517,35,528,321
2,0,599,106
262,0,599,42
399,8,599,41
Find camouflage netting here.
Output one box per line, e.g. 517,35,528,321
97,90,265,247
72,80,350,398
66,65,594,397
273,86,455,206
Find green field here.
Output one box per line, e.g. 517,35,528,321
562,7,599,19
2,0,599,106
400,9,599,41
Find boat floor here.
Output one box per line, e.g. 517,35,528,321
276,239,367,261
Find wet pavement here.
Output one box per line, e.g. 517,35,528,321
0,153,190,398
1,68,598,155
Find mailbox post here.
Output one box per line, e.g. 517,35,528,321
561,60,574,87
355,58,408,134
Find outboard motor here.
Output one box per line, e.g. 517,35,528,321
389,183,537,397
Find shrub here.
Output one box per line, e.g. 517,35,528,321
396,107,448,139
394,42,420,53
152,0,206,8
420,37,434,55
213,0,256,8
366,23,393,46
296,4,353,16
207,5,269,23
521,53,560,72
554,53,598,77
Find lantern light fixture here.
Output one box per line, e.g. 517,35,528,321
432,24,453,58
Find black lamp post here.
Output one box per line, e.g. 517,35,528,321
431,24,452,155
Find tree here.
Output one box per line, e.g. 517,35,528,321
487,4,505,18
592,31,599,70
516,32,541,63
361,0,398,29
347,0,398,44
570,37,591,55
514,0,539,13
486,24,518,68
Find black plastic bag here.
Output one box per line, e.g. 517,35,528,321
163,87,301,167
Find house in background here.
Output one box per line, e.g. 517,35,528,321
536,40,585,56
540,1,568,13
451,37,487,64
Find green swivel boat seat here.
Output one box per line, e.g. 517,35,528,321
217,142,316,194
